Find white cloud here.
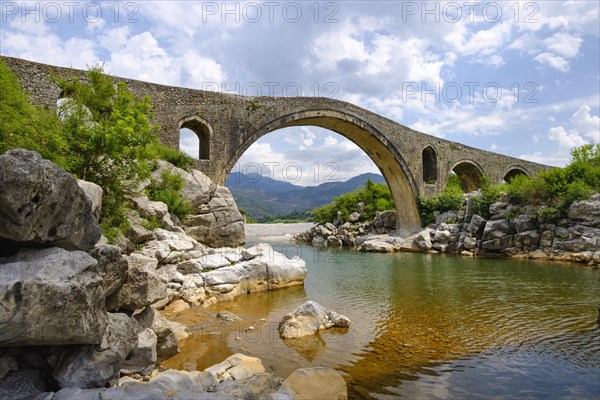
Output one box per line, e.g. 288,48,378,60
456,21,513,58
543,32,583,58
569,105,600,141
324,135,338,146
547,126,586,148
534,52,569,72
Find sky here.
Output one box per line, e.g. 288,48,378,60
1,0,599,186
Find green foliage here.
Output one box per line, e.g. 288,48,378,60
472,175,502,219
0,60,68,166
499,144,599,215
535,206,560,223
418,174,465,224
312,180,394,224
146,170,192,219
99,195,131,243
257,210,314,223
144,143,196,171
0,60,174,239
56,67,159,191
140,216,162,231
55,66,160,238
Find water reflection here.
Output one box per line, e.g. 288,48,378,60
162,242,600,399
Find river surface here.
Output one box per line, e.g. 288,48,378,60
162,240,600,399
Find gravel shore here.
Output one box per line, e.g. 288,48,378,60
245,223,315,241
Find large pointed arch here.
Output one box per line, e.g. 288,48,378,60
221,109,421,230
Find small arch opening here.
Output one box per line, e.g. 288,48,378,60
452,161,483,193
179,116,211,160
503,168,528,183
422,146,438,183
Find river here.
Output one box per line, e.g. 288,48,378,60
162,237,600,399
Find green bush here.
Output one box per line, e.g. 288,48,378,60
312,180,394,224
499,144,598,215
472,175,502,219
418,174,465,224
0,61,68,166
1,60,171,239
147,170,192,219
144,143,196,171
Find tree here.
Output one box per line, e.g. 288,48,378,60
0,60,67,166
56,66,159,192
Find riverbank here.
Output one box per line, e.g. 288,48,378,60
295,195,600,267
245,223,315,242
0,150,347,400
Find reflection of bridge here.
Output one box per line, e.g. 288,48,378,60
3,56,549,229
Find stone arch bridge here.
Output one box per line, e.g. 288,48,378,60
2,56,549,229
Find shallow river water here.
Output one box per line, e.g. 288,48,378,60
162,241,600,399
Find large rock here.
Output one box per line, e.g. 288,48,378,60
514,230,541,247
53,313,138,389
0,369,50,400
151,160,216,209
132,197,169,220
466,214,486,236
569,194,600,227
0,247,107,346
216,373,282,399
138,369,221,399
0,149,101,252
510,214,537,233
133,307,179,361
359,239,397,252
202,244,307,300
185,186,245,248
89,244,128,297
204,354,265,383
120,328,157,376
482,235,514,251
52,384,166,400
414,229,433,250
278,301,351,339
277,367,347,400
482,219,513,241
77,179,103,222
106,254,167,311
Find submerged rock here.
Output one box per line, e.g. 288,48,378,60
278,301,351,339
277,367,347,400
204,353,266,383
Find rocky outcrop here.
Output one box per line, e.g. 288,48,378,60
123,160,244,250
201,243,307,302
132,307,179,362
185,186,245,248
0,247,107,346
297,192,600,265
77,179,103,222
53,313,138,389
278,301,351,339
0,149,101,253
105,254,168,311
0,151,326,399
89,244,128,298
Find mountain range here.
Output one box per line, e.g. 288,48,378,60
225,172,386,219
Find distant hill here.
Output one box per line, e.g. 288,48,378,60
225,172,386,220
